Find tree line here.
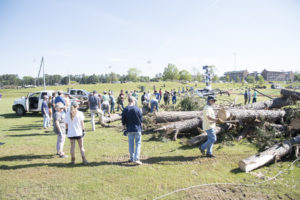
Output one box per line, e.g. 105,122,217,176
1,64,299,87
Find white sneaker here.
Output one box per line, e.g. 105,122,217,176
135,160,143,165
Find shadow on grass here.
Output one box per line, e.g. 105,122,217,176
0,155,199,170
230,168,243,174
6,133,53,137
0,154,55,161
5,124,43,132
0,113,42,119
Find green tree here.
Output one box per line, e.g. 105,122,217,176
127,68,141,82
196,72,203,82
294,72,300,81
247,76,255,83
257,75,265,85
107,72,119,83
212,75,219,82
163,63,179,81
179,70,192,81
236,76,240,83
23,76,35,85
226,75,230,82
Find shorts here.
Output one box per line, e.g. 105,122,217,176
68,135,84,140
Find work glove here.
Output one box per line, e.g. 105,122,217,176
217,118,225,124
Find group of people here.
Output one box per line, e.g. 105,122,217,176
244,88,257,105
40,87,224,165
42,90,88,164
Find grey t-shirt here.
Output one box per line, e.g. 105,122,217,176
53,111,66,134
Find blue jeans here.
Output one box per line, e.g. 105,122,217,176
200,128,216,155
128,132,142,161
117,102,124,111
43,114,49,128
150,101,159,113
110,102,115,113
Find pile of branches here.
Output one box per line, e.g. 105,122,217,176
143,89,300,172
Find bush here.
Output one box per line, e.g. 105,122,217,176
178,96,205,111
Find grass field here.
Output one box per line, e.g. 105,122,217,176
0,82,299,200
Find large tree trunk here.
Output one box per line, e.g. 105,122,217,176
218,109,286,122
154,111,202,123
280,89,300,101
102,114,122,123
154,117,202,133
187,127,221,146
239,135,300,172
239,97,293,110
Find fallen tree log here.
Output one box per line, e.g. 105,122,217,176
154,111,202,123
280,89,300,101
218,109,286,122
102,114,122,124
239,97,293,110
187,127,221,146
239,135,300,172
253,88,273,99
154,117,202,135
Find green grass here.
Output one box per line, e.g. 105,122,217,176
0,82,299,200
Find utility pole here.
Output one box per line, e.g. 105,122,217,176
37,56,46,89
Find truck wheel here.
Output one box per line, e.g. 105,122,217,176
16,106,25,116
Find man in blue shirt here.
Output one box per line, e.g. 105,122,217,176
55,91,66,106
122,96,143,165
41,95,50,129
88,90,101,131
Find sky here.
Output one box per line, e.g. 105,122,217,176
0,0,300,78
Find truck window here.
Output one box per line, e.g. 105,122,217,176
77,90,83,95
30,93,40,98
70,90,76,95
41,92,48,98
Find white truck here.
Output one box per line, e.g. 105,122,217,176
67,89,90,100
12,90,54,116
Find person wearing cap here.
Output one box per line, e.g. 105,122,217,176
88,90,101,131
65,101,88,165
54,102,67,158
41,95,50,129
122,96,143,165
117,90,125,112
199,96,223,158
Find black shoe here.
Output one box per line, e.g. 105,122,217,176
199,148,206,156
206,154,216,158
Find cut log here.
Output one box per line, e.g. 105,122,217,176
154,111,202,123
280,89,300,101
218,109,286,122
240,97,293,110
264,122,286,132
239,135,300,172
154,117,202,133
102,114,122,124
290,118,300,130
187,127,221,146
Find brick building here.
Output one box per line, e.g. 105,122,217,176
224,70,249,82
261,69,294,82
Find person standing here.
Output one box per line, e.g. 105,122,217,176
64,93,71,112
132,90,139,106
51,92,57,114
65,101,88,165
41,95,50,129
172,92,177,104
109,91,116,114
247,89,251,104
117,90,125,112
244,89,248,105
199,96,223,158
55,90,66,106
88,90,101,131
54,102,67,158
122,96,143,165
159,89,162,103
253,90,257,103
102,91,111,116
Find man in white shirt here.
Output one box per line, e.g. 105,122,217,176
199,96,223,158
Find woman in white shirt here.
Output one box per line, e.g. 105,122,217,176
65,101,88,164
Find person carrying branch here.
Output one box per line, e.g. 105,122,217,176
199,96,223,158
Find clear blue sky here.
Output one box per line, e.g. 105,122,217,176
0,0,299,78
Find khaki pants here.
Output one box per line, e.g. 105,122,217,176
90,109,103,131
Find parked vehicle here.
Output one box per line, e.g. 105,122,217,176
271,84,282,89
12,90,81,116
67,89,89,100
